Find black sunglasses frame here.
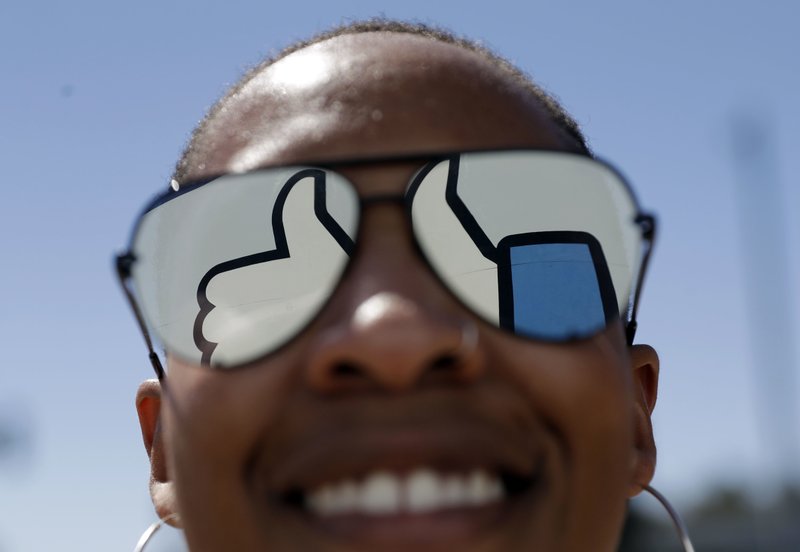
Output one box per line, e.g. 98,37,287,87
116,148,656,379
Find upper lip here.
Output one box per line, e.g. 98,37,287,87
251,390,545,501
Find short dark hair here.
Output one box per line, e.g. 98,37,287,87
174,19,591,181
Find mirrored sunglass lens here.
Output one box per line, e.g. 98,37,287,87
131,168,358,367
411,151,641,341
501,241,609,339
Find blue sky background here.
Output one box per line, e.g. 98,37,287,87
0,1,798,550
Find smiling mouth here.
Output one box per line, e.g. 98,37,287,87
258,397,546,545
281,465,536,518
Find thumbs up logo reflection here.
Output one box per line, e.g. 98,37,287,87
194,169,355,366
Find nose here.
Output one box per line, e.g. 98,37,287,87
305,291,485,394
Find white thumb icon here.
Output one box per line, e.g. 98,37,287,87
197,170,355,366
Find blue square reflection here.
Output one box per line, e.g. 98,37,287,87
509,243,606,339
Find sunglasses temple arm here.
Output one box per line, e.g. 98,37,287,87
115,253,166,380
626,214,657,346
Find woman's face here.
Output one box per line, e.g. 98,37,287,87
137,32,658,552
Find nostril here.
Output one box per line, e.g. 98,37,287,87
430,353,459,372
331,362,364,378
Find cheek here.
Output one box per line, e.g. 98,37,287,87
494,334,633,435
162,354,300,492
491,333,634,548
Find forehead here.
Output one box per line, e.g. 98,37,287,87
184,32,576,181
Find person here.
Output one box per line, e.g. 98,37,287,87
117,20,694,552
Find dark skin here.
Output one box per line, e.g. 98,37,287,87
136,32,659,552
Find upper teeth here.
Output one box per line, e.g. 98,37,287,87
306,468,504,517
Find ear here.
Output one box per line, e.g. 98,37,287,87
627,344,659,497
136,379,180,526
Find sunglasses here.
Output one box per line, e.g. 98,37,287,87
117,149,655,374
